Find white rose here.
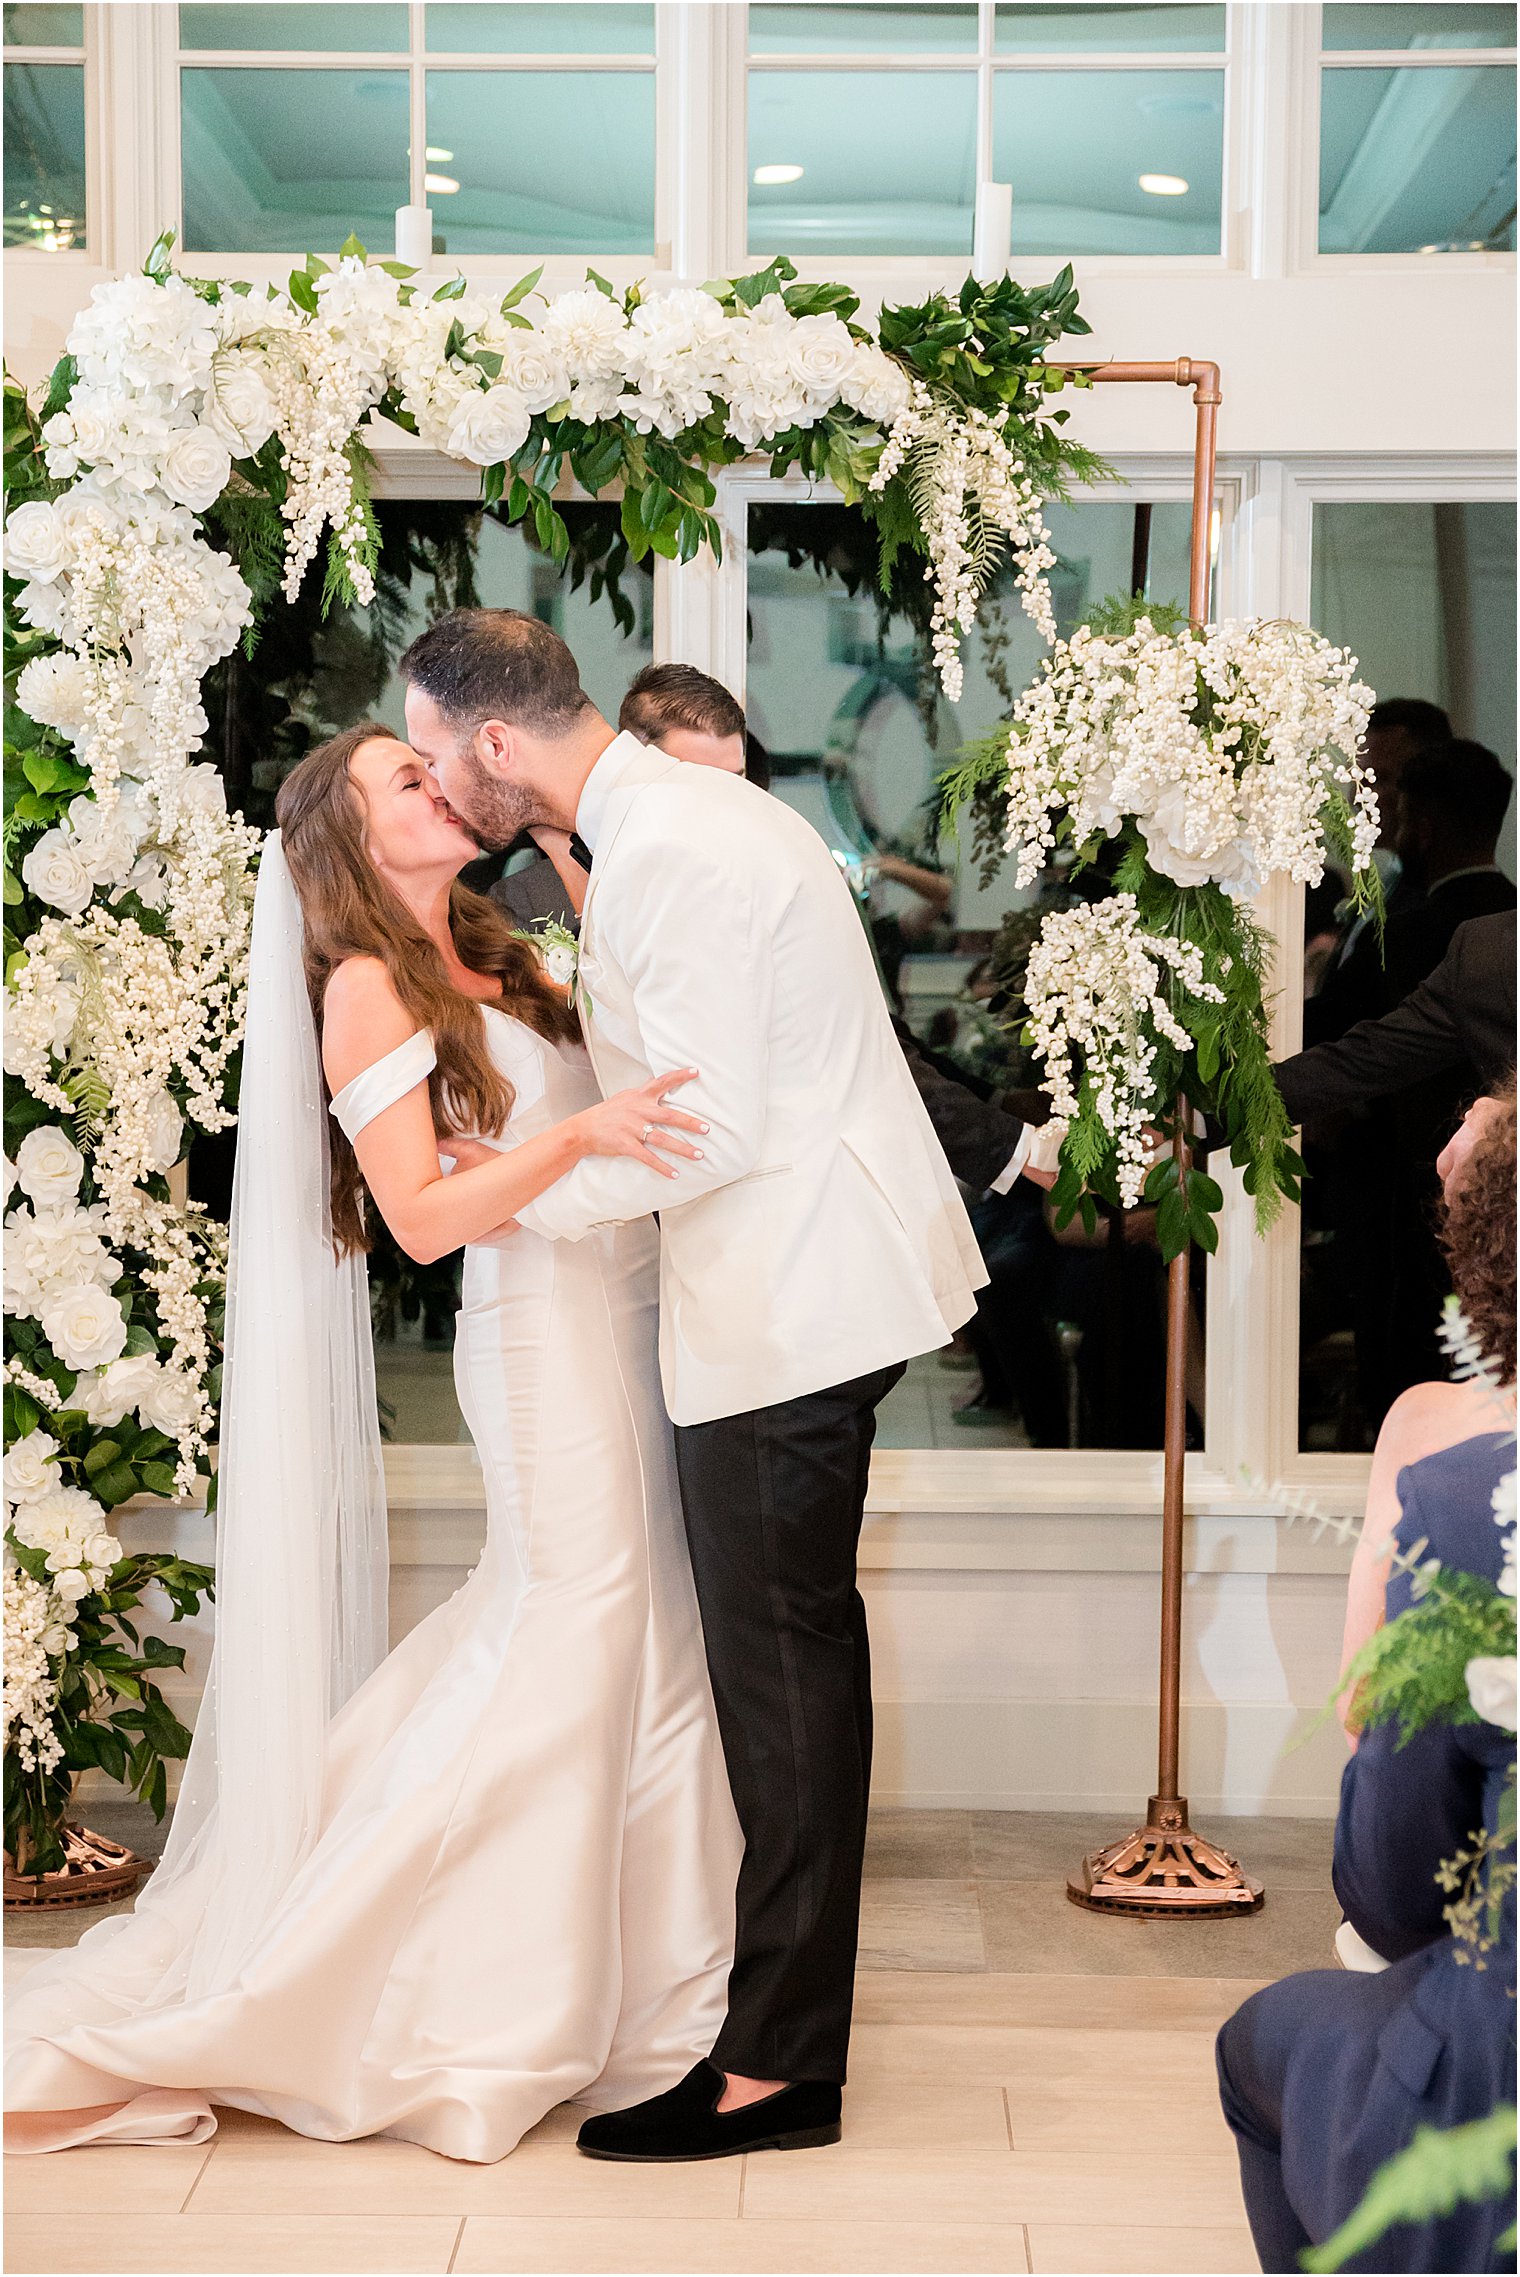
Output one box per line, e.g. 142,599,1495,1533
787,312,858,402
64,793,142,891
175,763,227,819
21,827,95,916
77,1353,161,1428
53,1567,91,1603
40,1618,74,1654
41,388,117,480
1,1155,13,1206
204,360,277,457
139,1368,202,1438
143,1089,184,1173
16,652,93,734
3,1431,61,1505
446,385,532,467
543,941,577,987
4,499,70,584
15,1125,84,1207
493,337,570,416
159,425,232,513
39,1282,128,1372
1466,1654,1518,1732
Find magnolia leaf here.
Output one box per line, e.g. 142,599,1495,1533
432,274,468,302
338,232,367,261
142,230,175,281
499,263,543,312
584,267,615,297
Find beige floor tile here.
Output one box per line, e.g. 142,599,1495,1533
744,2147,1246,2230
1028,2221,1258,2273
3,2143,212,2214
979,1880,1341,1979
4,2214,460,2275
1007,2079,1237,2162
866,1807,977,1880
842,2074,1010,2151
849,2014,1242,2089
859,1879,987,1972
189,2130,742,2219
456,2214,1032,2273
851,1972,1268,2035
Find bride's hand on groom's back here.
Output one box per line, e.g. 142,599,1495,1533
574,1069,709,1179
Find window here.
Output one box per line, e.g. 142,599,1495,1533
177,2,655,257
3,1,86,253
1297,499,1517,1451
746,493,1207,1451
746,1,1226,260
1318,2,1517,253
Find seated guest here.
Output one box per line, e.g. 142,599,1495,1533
1216,1088,1517,2275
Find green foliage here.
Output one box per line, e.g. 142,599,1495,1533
1334,1567,1517,1746
1301,2106,1517,2273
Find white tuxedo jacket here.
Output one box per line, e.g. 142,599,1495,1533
515,735,987,1426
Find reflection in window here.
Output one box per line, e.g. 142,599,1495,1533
178,4,409,49
1318,63,1517,251
181,67,408,254
993,67,1224,256
3,3,83,41
192,503,651,1444
746,498,1201,1453
994,4,1225,52
748,4,977,53
1320,4,1516,50
425,4,655,51
748,68,977,256
3,59,84,250
425,71,654,254
1298,502,1517,1451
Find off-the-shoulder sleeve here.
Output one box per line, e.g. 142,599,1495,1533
328,1030,436,1142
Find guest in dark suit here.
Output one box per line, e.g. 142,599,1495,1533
1216,1096,1517,2274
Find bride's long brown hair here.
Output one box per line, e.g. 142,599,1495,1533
276,722,579,1255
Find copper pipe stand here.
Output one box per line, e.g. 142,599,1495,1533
4,1822,148,1910
1067,1796,1264,1918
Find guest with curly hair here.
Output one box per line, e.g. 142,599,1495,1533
1216,1080,1516,2275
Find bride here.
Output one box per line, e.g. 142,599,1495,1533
5,722,742,2163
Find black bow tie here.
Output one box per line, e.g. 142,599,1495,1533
569,833,594,873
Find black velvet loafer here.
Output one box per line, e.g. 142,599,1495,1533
576,2059,841,2161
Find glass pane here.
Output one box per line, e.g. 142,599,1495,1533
179,3,409,50
993,68,1224,254
3,4,83,44
1319,64,1516,249
747,498,1204,1452
995,4,1225,52
749,4,978,53
426,3,655,52
425,71,653,252
181,67,408,253
1297,501,1517,1451
1322,3,1516,49
193,502,653,1442
4,61,85,249
749,69,976,254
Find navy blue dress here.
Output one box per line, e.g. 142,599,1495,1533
1216,1431,1517,2274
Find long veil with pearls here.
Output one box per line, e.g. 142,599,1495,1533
5,834,389,2099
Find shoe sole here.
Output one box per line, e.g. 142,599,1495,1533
578,2122,841,2163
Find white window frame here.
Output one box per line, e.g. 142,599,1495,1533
1292,0,1518,272
2,1,97,266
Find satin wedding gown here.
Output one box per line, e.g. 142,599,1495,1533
6,1009,741,2163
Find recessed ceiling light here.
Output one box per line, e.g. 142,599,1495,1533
753,163,805,186
1138,173,1189,196
426,146,453,162
425,172,460,196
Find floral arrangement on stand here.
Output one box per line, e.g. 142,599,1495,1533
3,230,1101,1877
943,596,1381,1256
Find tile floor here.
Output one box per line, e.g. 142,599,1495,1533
7,1807,1335,2274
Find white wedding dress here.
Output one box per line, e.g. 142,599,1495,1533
6,1009,741,2164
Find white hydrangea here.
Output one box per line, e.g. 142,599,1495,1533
1004,616,1379,898
1025,894,1225,1206
11,1483,122,1593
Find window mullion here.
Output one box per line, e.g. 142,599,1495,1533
409,0,427,214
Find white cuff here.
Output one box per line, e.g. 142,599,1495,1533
987,1125,1033,1194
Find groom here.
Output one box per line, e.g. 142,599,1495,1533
401,608,987,2159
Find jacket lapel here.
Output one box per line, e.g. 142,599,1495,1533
579,744,683,936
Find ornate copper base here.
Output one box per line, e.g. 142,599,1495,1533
4,1822,148,1911
1067,1795,1264,1917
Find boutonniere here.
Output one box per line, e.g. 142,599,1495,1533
522,919,590,1014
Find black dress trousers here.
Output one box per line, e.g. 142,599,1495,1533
673,1360,906,2086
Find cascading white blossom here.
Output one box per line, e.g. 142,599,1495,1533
1024,895,1226,1207
3,1563,73,1776
1004,615,1378,897
869,376,1057,702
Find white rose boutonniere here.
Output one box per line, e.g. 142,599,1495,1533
522,919,586,1009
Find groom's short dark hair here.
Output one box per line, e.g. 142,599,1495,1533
400,608,593,738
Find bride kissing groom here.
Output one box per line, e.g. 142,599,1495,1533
6,607,1001,2168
